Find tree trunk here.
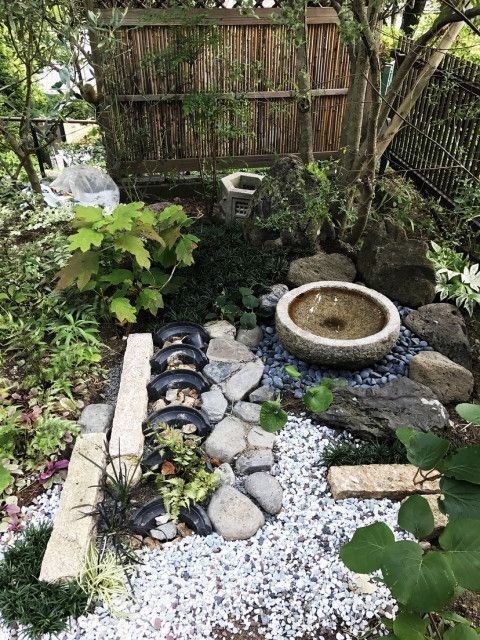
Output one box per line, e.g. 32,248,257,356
0,122,42,194
295,1,314,164
400,0,427,36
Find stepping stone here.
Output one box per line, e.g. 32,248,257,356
206,337,255,364
236,449,274,475
201,388,228,423
224,360,264,402
244,472,283,514
204,320,236,340
247,426,275,450
409,350,474,404
208,485,265,540
203,362,241,385
327,464,440,500
233,401,261,423
204,416,248,463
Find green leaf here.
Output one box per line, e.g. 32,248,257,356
74,205,104,224
284,365,302,379
398,495,435,539
109,297,137,324
259,400,288,433
102,204,137,232
439,612,472,625
340,522,395,573
239,311,257,329
393,610,427,640
382,541,456,613
136,288,164,316
444,624,479,640
175,234,200,266
0,463,13,493
114,234,150,269
68,227,104,252
399,430,450,471
241,292,259,309
396,427,416,447
439,518,480,590
304,384,333,413
456,403,480,425
440,477,480,519
238,287,253,296
56,251,99,291
100,269,134,285
443,447,480,485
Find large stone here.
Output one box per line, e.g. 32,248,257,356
224,360,264,402
236,449,274,475
404,303,472,370
319,377,449,437
357,219,436,308
207,485,265,540
259,284,289,316
203,361,241,385
204,320,236,340
40,433,107,582
288,252,356,287
244,472,283,514
201,388,228,423
236,325,263,348
233,401,261,423
204,416,248,462
110,333,153,459
244,156,328,249
419,494,448,537
206,337,256,364
247,426,275,450
409,350,474,404
249,385,275,403
327,464,440,500
79,403,114,435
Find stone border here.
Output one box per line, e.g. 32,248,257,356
275,281,401,368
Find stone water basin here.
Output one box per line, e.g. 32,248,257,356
275,281,400,368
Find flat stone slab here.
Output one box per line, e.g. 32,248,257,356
204,320,236,340
224,360,264,402
79,403,114,434
409,350,474,404
110,333,153,459
208,485,265,540
40,433,107,582
233,401,261,423
206,337,256,364
327,464,440,500
204,416,248,462
201,388,228,423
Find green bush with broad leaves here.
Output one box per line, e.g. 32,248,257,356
208,287,260,329
56,202,199,324
340,402,480,640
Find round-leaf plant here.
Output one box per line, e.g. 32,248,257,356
56,203,199,323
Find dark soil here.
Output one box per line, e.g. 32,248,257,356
16,482,44,509
454,591,480,627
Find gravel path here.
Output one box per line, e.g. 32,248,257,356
2,415,409,640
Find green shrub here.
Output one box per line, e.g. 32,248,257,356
0,523,88,639
56,202,199,324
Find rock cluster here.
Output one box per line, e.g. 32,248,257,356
288,252,356,287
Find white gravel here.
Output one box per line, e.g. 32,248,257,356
1,416,404,640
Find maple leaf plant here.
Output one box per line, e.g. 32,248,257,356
56,202,199,323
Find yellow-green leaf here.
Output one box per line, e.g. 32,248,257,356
110,297,137,324
114,234,151,269
74,205,104,225
136,288,164,315
68,228,104,252
56,251,100,290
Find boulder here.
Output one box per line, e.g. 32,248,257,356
404,303,472,370
288,252,356,287
409,351,474,404
204,320,236,340
201,388,228,423
244,156,328,249
318,377,449,437
224,360,264,402
357,219,436,308
204,416,248,463
236,449,274,475
236,325,263,348
244,472,283,514
259,284,289,316
208,485,265,540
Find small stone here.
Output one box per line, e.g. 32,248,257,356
152,398,167,411
204,416,248,462
247,426,275,450
259,284,289,316
409,351,474,404
177,522,193,538
143,536,162,550
348,574,377,595
244,472,283,514
204,320,236,340
249,385,275,404
233,401,261,423
236,325,263,349
150,523,178,542
155,513,171,526
165,388,180,403
128,535,143,550
236,449,274,475
181,423,197,435
214,462,236,486
78,404,114,435
207,485,265,540
201,388,228,423
224,360,264,402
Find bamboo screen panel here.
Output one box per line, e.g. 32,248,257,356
95,7,349,175
389,37,480,203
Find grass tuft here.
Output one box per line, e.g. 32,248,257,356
320,438,408,467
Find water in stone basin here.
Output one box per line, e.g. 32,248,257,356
289,288,386,340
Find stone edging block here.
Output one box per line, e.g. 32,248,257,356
40,433,107,583
327,464,440,500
